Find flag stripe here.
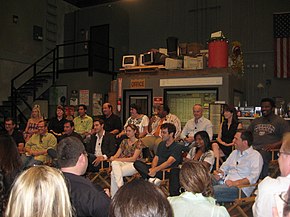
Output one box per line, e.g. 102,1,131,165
273,12,290,78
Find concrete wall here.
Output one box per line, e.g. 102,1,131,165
72,0,290,106
0,0,77,103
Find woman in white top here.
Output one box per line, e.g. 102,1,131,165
117,104,149,139
168,160,230,217
186,131,215,171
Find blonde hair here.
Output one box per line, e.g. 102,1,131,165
5,165,74,217
31,104,42,119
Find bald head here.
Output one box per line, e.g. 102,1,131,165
193,104,203,120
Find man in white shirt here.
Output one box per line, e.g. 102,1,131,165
86,118,117,172
213,129,263,203
253,132,290,217
180,104,213,148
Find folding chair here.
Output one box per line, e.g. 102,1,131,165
159,168,172,196
88,160,111,188
268,148,280,178
227,183,258,217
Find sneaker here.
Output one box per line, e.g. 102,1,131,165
148,178,162,186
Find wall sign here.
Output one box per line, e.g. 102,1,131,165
130,79,145,88
153,97,163,105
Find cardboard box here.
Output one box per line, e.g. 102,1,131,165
196,55,206,69
183,56,198,69
165,58,183,70
179,43,187,56
187,42,204,57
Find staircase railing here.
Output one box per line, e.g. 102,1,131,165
10,40,115,123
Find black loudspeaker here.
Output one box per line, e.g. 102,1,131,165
167,37,178,57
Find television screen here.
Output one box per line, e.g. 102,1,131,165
124,57,134,64
143,52,153,65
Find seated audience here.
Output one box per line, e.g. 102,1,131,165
180,104,213,148
212,130,263,203
25,120,57,165
142,104,181,154
110,124,145,197
116,104,149,140
4,117,25,153
0,134,22,211
58,120,83,142
134,123,183,196
73,104,93,137
168,160,229,217
86,118,117,172
57,137,110,217
5,165,74,217
97,103,122,135
253,132,290,217
212,104,242,161
109,179,173,217
24,104,43,141
48,105,66,137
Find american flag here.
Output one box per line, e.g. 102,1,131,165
273,12,290,78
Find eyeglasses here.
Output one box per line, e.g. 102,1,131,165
277,151,290,157
279,191,289,205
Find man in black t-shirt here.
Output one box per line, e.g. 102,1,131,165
4,117,25,153
97,103,122,136
134,123,183,195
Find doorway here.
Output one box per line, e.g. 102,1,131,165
90,24,109,73
123,89,153,121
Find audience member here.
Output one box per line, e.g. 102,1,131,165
168,160,229,217
25,120,57,165
116,104,149,140
253,132,290,217
212,130,263,203
48,105,66,137
5,165,74,217
109,179,173,217
97,103,122,135
134,123,183,196
24,104,43,141
110,124,145,197
0,134,22,210
186,131,215,171
86,118,117,172
57,137,110,217
4,117,25,153
73,104,93,137
58,120,83,142
180,104,213,148
248,98,290,178
142,104,181,154
212,104,242,161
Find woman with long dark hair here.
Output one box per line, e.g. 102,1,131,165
212,104,242,164
0,134,22,212
186,131,215,171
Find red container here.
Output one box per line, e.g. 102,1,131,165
208,40,228,68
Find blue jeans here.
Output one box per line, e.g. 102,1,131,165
213,184,244,203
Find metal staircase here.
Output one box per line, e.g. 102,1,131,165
0,40,115,130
